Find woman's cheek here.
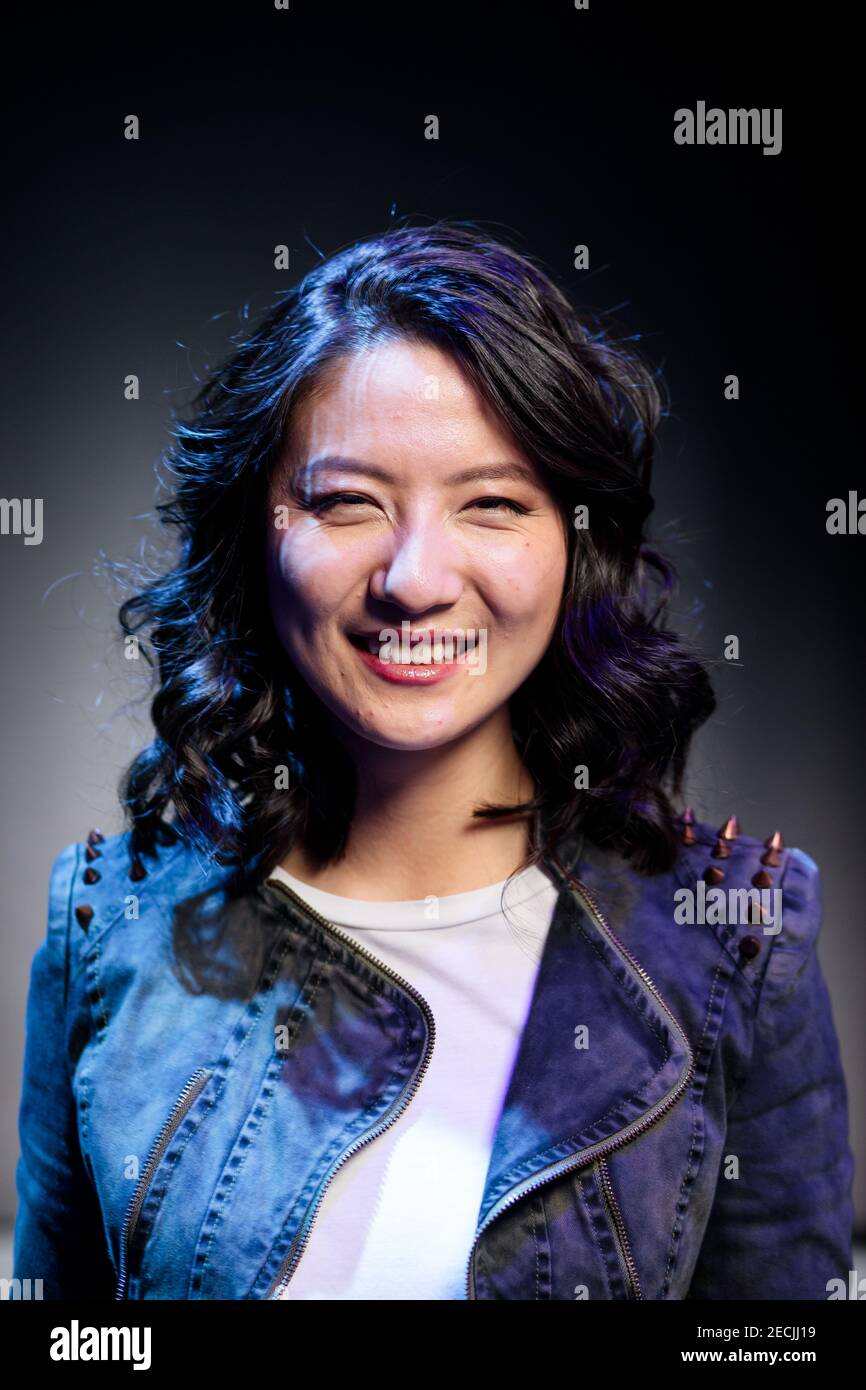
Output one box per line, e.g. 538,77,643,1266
272,531,363,622
487,553,561,619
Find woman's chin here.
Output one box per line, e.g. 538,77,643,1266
333,704,484,754
350,722,467,753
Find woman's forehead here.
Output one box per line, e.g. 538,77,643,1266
283,343,533,480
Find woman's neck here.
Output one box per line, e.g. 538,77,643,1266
278,710,536,901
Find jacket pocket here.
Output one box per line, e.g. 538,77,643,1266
565,1162,641,1300
115,1067,212,1300
596,1156,642,1298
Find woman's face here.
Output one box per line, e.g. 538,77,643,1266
265,337,570,753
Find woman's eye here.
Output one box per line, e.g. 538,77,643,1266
310,492,374,514
307,492,529,517
468,496,528,516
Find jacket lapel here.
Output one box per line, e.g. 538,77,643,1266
476,839,694,1231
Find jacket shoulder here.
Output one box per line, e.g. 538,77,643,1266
675,813,822,952
51,824,231,950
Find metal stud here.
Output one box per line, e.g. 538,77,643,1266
718,814,739,842
87,828,105,847
738,934,761,960
748,896,773,927
83,867,101,885
84,843,101,863
703,865,725,885
751,868,773,890
711,836,731,860
680,806,697,846
761,830,784,868
75,904,94,932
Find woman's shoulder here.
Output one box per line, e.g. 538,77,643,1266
672,812,822,953
572,814,833,1079
573,811,824,963
47,823,232,949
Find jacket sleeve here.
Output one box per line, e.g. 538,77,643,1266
687,848,855,1300
12,842,117,1300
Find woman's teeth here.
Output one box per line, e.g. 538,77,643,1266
353,632,447,663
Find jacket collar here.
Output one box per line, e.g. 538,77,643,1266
260,829,694,1246
476,840,694,1233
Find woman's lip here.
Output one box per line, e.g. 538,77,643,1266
346,633,459,684
348,629,463,644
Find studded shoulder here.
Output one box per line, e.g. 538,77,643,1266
674,807,797,968
678,808,784,880
67,824,181,939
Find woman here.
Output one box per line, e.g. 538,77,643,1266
13,222,854,1300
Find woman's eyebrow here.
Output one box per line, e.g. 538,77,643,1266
298,455,539,487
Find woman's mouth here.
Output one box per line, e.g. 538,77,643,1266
346,630,461,684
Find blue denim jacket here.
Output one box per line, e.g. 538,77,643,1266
13,816,855,1300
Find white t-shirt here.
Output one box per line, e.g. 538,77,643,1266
266,860,560,1300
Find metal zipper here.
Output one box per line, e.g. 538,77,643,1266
114,1066,212,1300
465,862,694,1299
260,877,436,1299
598,1155,641,1299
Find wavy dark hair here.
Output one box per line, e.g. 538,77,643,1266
117,218,715,888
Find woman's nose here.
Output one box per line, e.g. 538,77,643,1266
369,523,464,612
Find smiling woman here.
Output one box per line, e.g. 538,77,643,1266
13,220,854,1301
262,335,572,892
113,220,715,891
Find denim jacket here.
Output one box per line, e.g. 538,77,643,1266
13,815,855,1300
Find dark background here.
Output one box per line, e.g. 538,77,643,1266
2,1,862,1234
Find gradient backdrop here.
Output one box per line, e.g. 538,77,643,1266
2,1,862,1238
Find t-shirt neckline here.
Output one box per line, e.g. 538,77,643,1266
266,861,556,930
